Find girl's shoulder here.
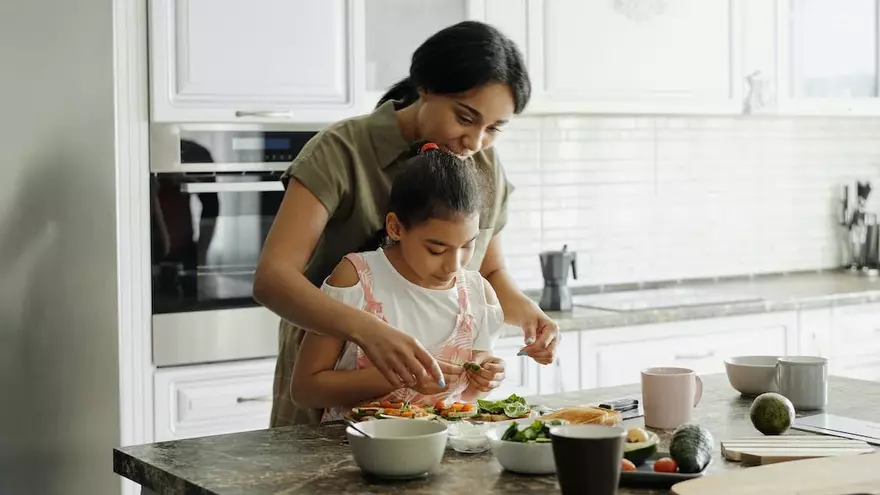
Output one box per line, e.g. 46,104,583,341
460,269,497,306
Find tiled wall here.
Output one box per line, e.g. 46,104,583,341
495,116,880,291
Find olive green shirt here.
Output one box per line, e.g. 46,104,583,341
269,100,514,427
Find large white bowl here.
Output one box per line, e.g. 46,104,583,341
346,420,448,479
724,355,780,396
486,418,562,475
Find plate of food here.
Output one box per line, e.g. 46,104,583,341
619,424,714,489
470,394,535,422
350,401,435,421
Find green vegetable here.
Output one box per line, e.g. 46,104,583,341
623,429,659,467
669,424,714,474
477,394,529,417
500,419,565,443
463,362,481,372
749,392,795,435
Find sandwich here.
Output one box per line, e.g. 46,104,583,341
539,405,621,425
351,401,431,420
472,394,533,422
432,401,479,420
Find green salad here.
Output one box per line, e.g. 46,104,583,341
501,419,566,443
477,394,531,418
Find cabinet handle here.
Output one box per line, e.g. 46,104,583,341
236,395,272,403
234,110,294,119
674,350,716,361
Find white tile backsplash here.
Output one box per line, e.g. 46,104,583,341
495,115,880,291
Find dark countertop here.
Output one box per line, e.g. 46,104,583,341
114,374,880,495
508,270,880,336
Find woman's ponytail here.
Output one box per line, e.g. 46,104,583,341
376,77,419,109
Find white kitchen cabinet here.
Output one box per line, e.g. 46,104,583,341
523,0,745,115
828,303,880,381
775,0,880,115
154,358,275,442
580,312,798,389
148,0,363,123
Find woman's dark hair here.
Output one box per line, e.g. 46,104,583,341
377,20,530,114
389,142,485,230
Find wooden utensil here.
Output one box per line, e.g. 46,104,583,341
672,452,880,495
722,435,874,465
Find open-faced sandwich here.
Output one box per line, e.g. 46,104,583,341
472,394,533,422
350,401,432,420
432,401,479,420
539,405,621,425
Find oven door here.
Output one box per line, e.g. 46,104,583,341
150,172,284,366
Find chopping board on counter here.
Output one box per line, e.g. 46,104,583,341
721,436,874,465
671,451,880,495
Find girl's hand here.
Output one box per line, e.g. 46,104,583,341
356,318,445,388
410,361,463,395
466,356,506,392
515,302,559,366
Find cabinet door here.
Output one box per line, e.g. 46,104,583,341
154,359,275,442
528,0,743,114
149,0,361,123
581,312,797,389
778,0,880,114
830,303,880,361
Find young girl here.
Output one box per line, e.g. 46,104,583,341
289,143,506,422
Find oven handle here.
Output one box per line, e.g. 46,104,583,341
234,110,294,119
180,181,284,193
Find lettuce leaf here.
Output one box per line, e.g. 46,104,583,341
477,394,528,415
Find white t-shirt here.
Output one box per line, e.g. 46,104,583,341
321,249,505,352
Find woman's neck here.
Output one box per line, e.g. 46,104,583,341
383,244,454,290
394,102,421,142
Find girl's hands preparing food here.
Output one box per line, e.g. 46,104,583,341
410,361,464,395
462,354,505,399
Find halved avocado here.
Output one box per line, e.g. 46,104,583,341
623,430,659,466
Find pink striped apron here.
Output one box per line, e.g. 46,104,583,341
322,252,475,422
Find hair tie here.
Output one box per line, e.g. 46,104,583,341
420,142,439,153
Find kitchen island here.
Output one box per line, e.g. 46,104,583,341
115,374,880,494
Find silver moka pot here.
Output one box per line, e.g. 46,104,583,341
539,245,578,312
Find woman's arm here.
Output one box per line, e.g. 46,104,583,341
253,180,442,387
289,259,399,409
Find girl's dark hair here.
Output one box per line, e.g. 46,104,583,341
377,21,530,114
389,142,484,230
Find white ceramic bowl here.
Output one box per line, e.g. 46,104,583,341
447,421,491,453
346,420,448,479
724,355,780,396
486,418,563,475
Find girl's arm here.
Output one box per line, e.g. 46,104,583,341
462,277,506,401
289,258,398,409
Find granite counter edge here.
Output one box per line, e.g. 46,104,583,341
114,448,215,495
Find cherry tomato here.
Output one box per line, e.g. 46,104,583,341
621,459,637,471
653,457,678,473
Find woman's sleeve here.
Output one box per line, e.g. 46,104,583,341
471,273,506,351
281,130,354,220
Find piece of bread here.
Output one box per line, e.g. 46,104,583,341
540,406,621,425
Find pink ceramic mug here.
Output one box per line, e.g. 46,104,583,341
640,367,703,429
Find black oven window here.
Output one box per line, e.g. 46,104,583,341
150,140,284,313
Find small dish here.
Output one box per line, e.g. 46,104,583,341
346,418,448,479
619,452,711,489
446,421,491,453
724,355,780,397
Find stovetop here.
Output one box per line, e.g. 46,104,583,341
571,286,764,312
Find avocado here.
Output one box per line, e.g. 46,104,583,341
749,392,795,435
623,428,659,466
669,424,714,473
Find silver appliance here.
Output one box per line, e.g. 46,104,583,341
150,124,318,367
539,245,578,311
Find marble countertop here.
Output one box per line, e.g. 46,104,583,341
510,270,880,336
114,374,880,495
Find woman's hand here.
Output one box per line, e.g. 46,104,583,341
411,361,463,395
512,300,559,366
466,355,506,393
355,318,446,389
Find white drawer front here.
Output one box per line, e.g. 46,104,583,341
154,359,275,441
831,303,880,360
594,325,788,388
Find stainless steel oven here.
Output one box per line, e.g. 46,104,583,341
149,124,319,367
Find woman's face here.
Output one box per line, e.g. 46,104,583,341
416,82,515,159
387,212,481,289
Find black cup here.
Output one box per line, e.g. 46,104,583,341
549,424,627,495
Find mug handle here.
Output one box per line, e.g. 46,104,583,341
693,374,703,407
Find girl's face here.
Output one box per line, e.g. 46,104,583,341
386,212,481,289
416,82,515,159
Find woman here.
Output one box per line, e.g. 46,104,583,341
254,20,559,426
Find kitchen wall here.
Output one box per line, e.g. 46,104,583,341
496,115,880,291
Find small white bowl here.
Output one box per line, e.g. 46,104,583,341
346,419,448,479
486,418,564,475
724,355,780,396
447,421,491,453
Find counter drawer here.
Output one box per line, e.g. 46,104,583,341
154,359,276,442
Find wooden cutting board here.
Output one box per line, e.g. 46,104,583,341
722,436,874,465
671,451,880,495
